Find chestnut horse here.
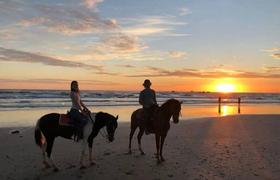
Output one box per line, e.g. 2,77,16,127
128,99,182,162
34,111,118,171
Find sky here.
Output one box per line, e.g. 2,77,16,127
0,0,280,92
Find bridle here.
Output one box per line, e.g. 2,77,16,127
99,127,108,138
85,111,108,139
100,119,116,140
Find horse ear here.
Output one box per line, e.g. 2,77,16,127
115,115,118,120
180,101,183,104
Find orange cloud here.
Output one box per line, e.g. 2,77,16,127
272,53,280,59
127,67,280,79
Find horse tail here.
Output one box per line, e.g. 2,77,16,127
130,109,141,129
130,111,136,129
34,119,44,148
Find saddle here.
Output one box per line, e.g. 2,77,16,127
59,114,74,127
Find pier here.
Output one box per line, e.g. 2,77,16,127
218,97,241,114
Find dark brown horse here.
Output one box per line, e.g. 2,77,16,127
128,99,182,162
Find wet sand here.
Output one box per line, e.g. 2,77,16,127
1,114,280,180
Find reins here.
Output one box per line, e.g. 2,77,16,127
86,111,94,124
86,111,108,139
99,127,108,138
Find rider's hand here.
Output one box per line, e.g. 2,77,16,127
83,108,90,114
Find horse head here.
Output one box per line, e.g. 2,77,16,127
171,100,183,124
106,115,118,142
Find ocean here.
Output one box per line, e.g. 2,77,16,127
0,90,279,127
0,89,280,109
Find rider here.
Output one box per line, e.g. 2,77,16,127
69,80,90,141
139,79,158,134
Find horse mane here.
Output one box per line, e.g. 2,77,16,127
160,98,179,109
96,112,114,119
95,112,118,127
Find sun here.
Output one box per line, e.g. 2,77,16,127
206,78,246,93
216,83,235,93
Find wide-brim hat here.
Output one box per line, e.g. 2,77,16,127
143,79,152,86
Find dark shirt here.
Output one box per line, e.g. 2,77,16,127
139,88,157,108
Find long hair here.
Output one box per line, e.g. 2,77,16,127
71,80,79,93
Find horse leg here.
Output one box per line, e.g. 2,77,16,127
88,131,98,165
88,147,96,166
160,135,167,162
79,139,87,169
46,137,58,172
137,127,145,155
155,133,160,163
128,125,137,154
42,142,51,169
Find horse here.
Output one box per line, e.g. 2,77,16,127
34,111,118,171
128,99,182,163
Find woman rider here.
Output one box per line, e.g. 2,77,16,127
69,81,90,141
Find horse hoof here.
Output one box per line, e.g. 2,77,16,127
161,157,165,162
53,167,59,172
140,151,145,155
157,159,162,164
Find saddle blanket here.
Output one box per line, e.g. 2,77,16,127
59,114,73,126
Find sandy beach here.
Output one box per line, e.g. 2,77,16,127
1,114,280,180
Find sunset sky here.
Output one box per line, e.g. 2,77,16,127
0,0,280,92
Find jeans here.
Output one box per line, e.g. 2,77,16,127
69,108,87,139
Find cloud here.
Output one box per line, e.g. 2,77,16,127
83,0,104,8
168,51,187,58
263,48,280,59
0,28,17,40
179,8,192,16
18,4,117,35
1,2,190,63
262,48,280,52
97,34,147,53
120,16,189,37
271,53,280,59
63,34,148,61
0,1,23,13
263,66,280,73
0,47,102,71
126,67,280,79
122,27,170,36
118,64,136,68
0,78,120,86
